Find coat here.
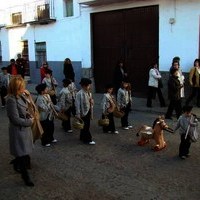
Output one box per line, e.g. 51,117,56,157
189,66,200,87
168,75,182,100
6,95,33,157
63,63,75,82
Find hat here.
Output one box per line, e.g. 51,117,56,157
62,78,71,86
79,78,92,86
1,67,7,71
35,83,47,94
182,105,193,113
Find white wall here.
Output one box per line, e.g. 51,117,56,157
1,0,200,72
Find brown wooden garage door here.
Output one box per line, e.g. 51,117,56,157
92,5,159,97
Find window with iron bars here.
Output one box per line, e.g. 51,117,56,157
11,12,22,25
35,42,47,68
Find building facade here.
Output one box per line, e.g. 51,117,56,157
0,0,200,96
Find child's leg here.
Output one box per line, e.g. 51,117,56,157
121,106,129,127
179,134,191,157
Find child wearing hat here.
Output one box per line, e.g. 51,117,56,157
174,105,198,159
117,79,132,130
35,83,57,147
101,84,119,134
42,69,58,105
75,78,95,145
0,67,11,107
58,79,73,133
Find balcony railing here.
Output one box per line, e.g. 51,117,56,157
3,0,56,28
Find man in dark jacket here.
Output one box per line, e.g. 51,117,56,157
165,68,183,119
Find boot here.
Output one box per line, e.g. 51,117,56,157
19,156,34,187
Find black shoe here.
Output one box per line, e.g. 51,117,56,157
21,172,34,187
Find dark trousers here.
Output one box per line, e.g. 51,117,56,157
147,86,166,107
185,87,200,107
80,111,92,143
102,112,116,132
40,118,54,145
121,104,131,127
165,99,182,119
50,94,57,105
0,86,7,106
179,134,191,157
62,107,72,131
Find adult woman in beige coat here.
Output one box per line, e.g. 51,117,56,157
6,76,34,186
185,59,200,107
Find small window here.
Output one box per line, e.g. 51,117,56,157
0,41,2,63
11,12,22,25
64,0,74,17
35,42,46,68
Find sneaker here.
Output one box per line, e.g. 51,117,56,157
123,127,129,130
89,141,96,145
1,105,5,108
45,144,51,147
67,130,73,133
114,130,119,134
128,125,133,129
107,131,112,133
51,139,58,143
180,156,186,160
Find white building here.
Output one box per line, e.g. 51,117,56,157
0,0,199,96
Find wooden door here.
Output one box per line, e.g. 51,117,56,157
92,5,159,97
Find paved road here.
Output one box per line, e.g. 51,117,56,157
1,102,200,200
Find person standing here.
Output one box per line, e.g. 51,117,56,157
0,67,11,107
165,68,183,119
40,61,51,82
7,59,20,76
16,54,26,78
63,58,75,82
185,59,200,107
6,76,34,186
114,60,128,95
174,105,198,159
75,78,95,145
146,63,166,107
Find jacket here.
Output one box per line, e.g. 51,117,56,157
117,88,132,108
189,66,200,87
168,75,182,100
148,68,161,88
6,95,33,157
58,87,73,110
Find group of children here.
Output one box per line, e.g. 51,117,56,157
1,66,198,159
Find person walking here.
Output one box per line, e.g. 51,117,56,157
174,105,198,159
117,79,132,130
146,63,166,107
165,68,183,119
75,78,95,145
16,54,26,78
35,83,57,147
185,59,200,107
101,84,119,134
6,76,34,186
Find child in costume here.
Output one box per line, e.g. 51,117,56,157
174,105,198,159
58,79,73,133
75,78,95,145
42,69,58,105
35,83,57,147
101,84,119,134
117,79,132,130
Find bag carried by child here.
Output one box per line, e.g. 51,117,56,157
185,114,199,142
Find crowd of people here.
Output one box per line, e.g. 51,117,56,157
0,56,199,187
